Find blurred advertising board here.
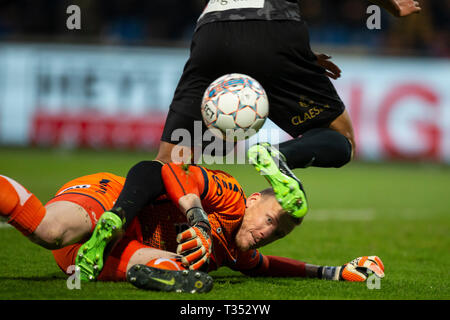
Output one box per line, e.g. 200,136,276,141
0,43,449,163
0,44,187,149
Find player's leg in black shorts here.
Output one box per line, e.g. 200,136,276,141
159,24,241,162
236,20,353,169
161,19,353,168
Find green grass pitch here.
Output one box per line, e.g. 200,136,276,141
0,147,449,300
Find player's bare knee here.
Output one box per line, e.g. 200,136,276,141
156,142,181,163
154,153,172,164
43,228,65,249
33,202,90,249
32,220,65,249
338,142,353,168
342,133,356,162
348,136,356,161
328,110,355,162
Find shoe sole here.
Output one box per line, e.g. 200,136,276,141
75,211,123,281
248,145,308,218
127,264,213,294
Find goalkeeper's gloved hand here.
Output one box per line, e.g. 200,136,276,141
339,256,385,281
321,256,385,281
176,207,212,270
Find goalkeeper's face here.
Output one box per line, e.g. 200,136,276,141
236,192,297,251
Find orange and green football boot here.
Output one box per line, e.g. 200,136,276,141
75,211,124,281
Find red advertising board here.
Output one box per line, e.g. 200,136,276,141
30,110,167,150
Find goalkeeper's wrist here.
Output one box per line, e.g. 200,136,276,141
186,207,211,232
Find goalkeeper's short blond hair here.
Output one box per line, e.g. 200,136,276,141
259,188,303,226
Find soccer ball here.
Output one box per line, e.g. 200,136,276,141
201,73,269,141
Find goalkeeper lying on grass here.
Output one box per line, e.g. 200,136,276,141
0,147,384,293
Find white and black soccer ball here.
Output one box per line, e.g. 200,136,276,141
201,73,269,141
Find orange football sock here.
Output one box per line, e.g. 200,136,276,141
0,175,46,236
0,175,20,216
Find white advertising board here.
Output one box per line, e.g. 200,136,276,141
0,43,448,163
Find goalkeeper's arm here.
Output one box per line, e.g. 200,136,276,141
161,163,212,270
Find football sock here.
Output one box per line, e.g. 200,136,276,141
278,128,352,169
0,175,46,236
0,175,19,216
111,161,165,229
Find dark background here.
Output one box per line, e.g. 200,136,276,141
0,0,448,56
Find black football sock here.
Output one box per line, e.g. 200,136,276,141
111,160,165,229
278,128,352,169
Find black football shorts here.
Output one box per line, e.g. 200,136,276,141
161,19,346,147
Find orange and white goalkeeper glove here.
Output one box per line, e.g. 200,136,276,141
176,207,213,270
339,256,385,281
321,256,385,281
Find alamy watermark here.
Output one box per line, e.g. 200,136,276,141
66,265,81,290
367,5,382,30
66,5,81,30
366,270,382,290
66,4,381,31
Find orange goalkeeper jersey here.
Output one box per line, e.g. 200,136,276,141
49,168,263,273
135,165,263,273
